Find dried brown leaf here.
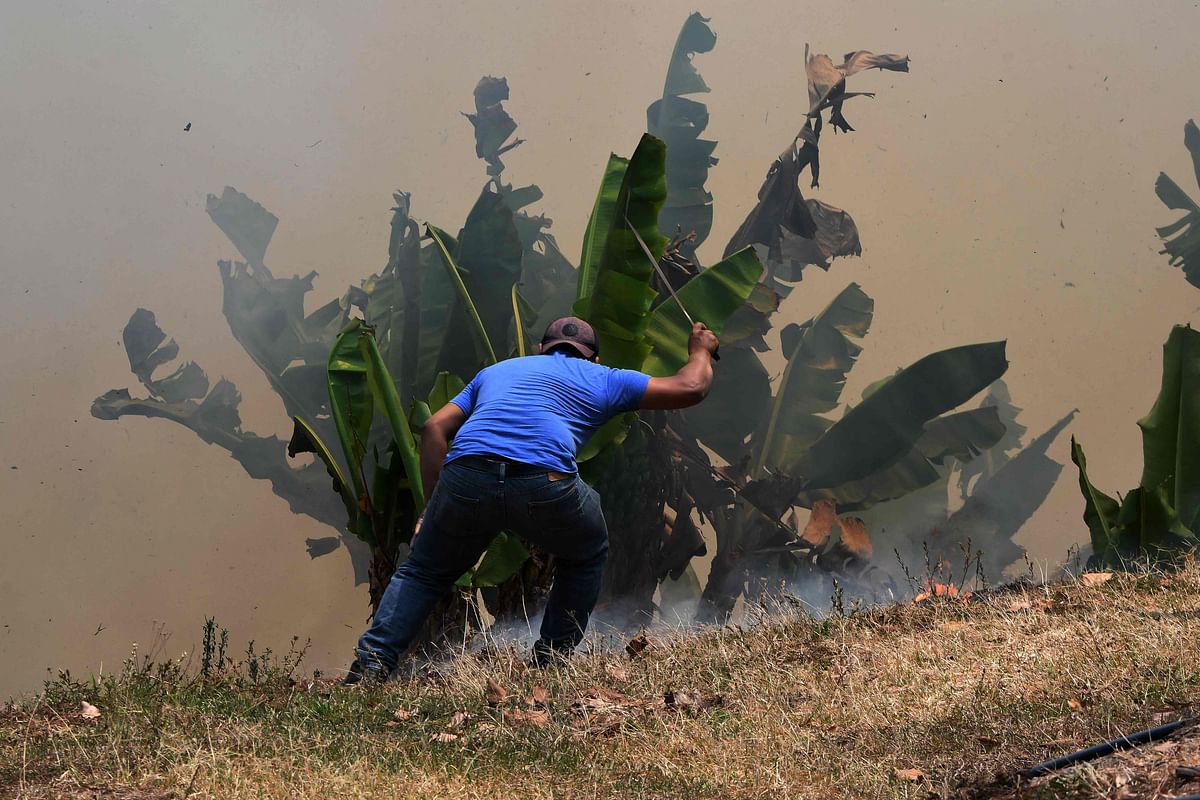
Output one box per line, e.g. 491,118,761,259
527,685,549,707
1068,698,1084,712
664,689,724,713
626,633,652,659
605,663,629,683
448,711,471,728
430,732,458,743
392,707,413,721
894,767,925,782
80,701,101,720
504,708,550,727
485,677,508,705
1080,572,1114,586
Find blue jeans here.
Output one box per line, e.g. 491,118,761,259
356,455,609,673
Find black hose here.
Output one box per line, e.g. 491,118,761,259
1018,717,1196,780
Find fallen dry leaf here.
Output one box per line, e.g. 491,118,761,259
448,711,472,728
1006,598,1033,612
894,767,926,782
392,707,413,721
485,677,508,705
913,581,972,604
940,621,967,632
504,708,550,727
80,701,101,720
384,721,399,728
1068,698,1084,712
604,663,629,683
430,732,458,743
527,685,549,707
626,633,652,659
664,689,723,713
1080,572,1114,586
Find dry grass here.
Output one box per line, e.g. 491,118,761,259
3,564,1199,799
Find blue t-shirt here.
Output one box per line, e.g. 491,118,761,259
445,353,650,473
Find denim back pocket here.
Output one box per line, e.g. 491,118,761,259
526,477,586,533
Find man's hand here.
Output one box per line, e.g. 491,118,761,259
688,322,719,358
640,322,719,410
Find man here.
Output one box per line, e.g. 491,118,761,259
345,316,719,684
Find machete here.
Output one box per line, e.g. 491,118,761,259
625,215,719,361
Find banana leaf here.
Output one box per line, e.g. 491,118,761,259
576,133,669,370
359,328,424,512
454,190,524,354
796,340,1008,491
1155,120,1200,288
679,346,772,464
798,406,1007,512
1071,436,1122,563
415,242,458,395
752,283,874,478
425,223,498,366
465,76,519,177
576,155,629,307
121,308,209,403
641,246,764,376
648,11,718,263
1137,323,1200,531
205,186,278,266
427,372,467,414
1115,484,1198,564
327,320,375,512
456,532,531,589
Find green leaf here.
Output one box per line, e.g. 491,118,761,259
752,283,874,478
577,413,634,464
576,155,629,308
1131,483,1198,562
511,284,528,357
796,341,1009,490
642,247,765,376
326,319,374,508
425,223,498,366
428,372,466,413
575,133,669,371
1136,323,1200,531
288,416,359,536
457,532,531,589
358,328,424,512
1070,436,1121,563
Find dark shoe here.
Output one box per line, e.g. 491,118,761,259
342,657,388,686
529,639,572,668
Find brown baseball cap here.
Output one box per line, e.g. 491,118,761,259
541,316,599,359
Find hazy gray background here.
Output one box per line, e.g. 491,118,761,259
2,0,1197,698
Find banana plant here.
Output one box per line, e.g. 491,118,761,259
689,281,1010,620
1155,119,1200,289
1073,324,1200,568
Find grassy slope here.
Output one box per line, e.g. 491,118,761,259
2,565,1199,800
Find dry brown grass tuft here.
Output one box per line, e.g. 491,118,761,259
3,564,1199,799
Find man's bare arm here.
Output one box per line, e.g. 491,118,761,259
640,322,720,410
419,402,468,502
